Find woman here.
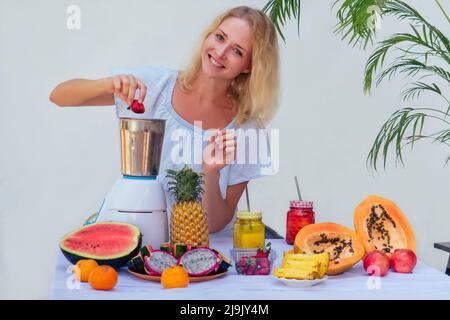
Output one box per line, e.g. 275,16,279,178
49,6,280,236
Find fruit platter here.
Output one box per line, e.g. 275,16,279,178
127,242,232,283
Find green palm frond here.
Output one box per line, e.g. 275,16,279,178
261,0,450,170
262,0,301,43
364,34,450,93
386,1,450,54
333,0,389,49
402,82,448,105
363,2,449,169
361,1,450,96
433,129,450,145
374,58,450,93
368,107,450,170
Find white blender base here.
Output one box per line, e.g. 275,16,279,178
95,177,169,249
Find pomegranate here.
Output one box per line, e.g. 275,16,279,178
390,249,417,273
363,250,390,277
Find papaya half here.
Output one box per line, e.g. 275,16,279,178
294,222,365,275
354,195,416,256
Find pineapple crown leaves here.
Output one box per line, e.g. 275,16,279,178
166,165,205,202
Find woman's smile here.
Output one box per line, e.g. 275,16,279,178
208,53,225,69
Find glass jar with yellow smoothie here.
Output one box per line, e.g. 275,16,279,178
233,211,265,248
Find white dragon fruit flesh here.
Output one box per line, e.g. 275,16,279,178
144,250,177,276
178,248,220,276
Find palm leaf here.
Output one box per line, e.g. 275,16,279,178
333,0,390,49
402,82,445,102
368,107,450,170
363,1,450,94
263,0,301,43
386,0,450,55
364,35,450,93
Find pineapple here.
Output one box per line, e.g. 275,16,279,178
166,165,209,247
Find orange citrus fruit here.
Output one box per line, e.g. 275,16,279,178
161,266,189,289
88,265,118,290
74,259,99,282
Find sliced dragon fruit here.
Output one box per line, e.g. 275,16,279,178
144,250,177,276
178,248,220,276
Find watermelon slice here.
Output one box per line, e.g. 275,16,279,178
60,221,142,269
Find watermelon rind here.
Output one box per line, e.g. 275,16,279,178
59,221,142,269
212,249,232,274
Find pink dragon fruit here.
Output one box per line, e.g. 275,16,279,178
178,248,220,276
144,250,177,276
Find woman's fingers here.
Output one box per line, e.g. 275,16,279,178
112,74,147,105
203,129,237,168
137,79,147,104
224,145,236,162
224,130,236,140
127,76,137,106
113,76,121,95
215,130,236,163
223,139,236,147
120,75,130,100
223,130,236,162
215,130,236,147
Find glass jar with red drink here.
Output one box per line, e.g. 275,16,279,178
286,200,315,245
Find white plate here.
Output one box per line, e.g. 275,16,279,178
274,275,328,287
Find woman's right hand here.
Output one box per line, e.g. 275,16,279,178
110,74,147,106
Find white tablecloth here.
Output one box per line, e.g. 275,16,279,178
50,238,450,300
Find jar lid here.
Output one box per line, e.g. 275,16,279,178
236,211,262,219
290,200,313,209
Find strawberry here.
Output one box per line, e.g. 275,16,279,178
247,257,257,267
238,258,248,270
127,99,145,114
256,242,271,258
238,266,248,274
258,267,270,275
257,258,270,269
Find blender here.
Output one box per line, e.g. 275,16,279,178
92,118,168,248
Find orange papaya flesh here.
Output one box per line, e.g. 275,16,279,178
294,222,365,275
354,195,416,256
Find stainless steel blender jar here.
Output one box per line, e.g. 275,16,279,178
94,118,168,248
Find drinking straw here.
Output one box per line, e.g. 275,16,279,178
245,185,251,212
294,176,303,201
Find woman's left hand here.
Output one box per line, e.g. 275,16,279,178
202,129,236,174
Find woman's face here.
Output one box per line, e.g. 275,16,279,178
201,17,253,80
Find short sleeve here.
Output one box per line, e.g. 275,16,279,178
227,121,276,186
110,66,175,119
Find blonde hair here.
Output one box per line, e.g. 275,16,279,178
179,6,280,126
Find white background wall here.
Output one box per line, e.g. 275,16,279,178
0,0,448,299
